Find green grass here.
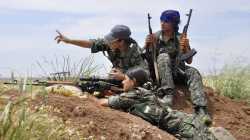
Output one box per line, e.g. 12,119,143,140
0,55,99,140
0,89,72,140
0,87,95,140
204,64,250,103
0,104,68,140
0,84,12,94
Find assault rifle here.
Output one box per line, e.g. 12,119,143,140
178,9,197,61
4,76,123,97
145,13,160,86
78,76,123,95
175,9,197,75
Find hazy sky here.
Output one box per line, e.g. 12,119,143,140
0,0,250,77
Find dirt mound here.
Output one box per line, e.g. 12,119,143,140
29,94,175,140
4,86,249,140
173,86,250,140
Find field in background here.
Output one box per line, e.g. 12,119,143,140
204,64,250,104
0,63,250,139
0,56,99,140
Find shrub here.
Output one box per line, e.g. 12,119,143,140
0,98,71,140
204,65,250,103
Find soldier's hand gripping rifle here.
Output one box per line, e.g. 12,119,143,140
178,9,197,62
145,13,160,86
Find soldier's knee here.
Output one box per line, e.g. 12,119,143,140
157,53,171,64
186,67,201,78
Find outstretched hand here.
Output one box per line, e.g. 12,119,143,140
54,30,71,44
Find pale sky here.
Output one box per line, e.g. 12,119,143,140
0,0,250,77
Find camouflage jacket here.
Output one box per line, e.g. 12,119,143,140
154,30,192,67
155,31,192,57
108,87,216,140
154,30,181,59
90,38,148,72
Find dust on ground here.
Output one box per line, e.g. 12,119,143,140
173,86,250,140
3,87,250,140
29,94,175,140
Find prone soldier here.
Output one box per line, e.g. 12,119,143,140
95,67,221,140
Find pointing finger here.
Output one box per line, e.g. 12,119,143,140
56,30,62,36
54,36,59,40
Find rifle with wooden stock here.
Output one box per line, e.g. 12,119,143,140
178,9,197,62
145,13,160,86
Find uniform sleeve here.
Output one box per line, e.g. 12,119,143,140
108,95,121,109
90,38,109,53
108,91,141,111
130,45,150,76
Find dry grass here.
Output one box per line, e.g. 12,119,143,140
36,55,99,82
0,55,100,140
204,64,250,103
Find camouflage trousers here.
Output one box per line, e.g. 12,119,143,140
109,88,216,140
130,100,216,140
159,110,216,140
157,53,207,107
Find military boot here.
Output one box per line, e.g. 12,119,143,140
195,106,212,126
156,88,175,107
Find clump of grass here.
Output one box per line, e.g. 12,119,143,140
0,96,71,140
204,64,250,103
0,84,10,94
36,55,99,82
0,54,101,139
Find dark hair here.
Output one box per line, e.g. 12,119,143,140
126,67,149,86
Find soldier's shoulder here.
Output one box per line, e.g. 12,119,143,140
130,43,143,53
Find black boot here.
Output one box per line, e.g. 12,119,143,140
195,106,212,126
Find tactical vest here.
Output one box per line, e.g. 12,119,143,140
155,31,186,73
155,31,180,59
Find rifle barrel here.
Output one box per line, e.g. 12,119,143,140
148,13,153,34
183,9,193,34
80,77,122,86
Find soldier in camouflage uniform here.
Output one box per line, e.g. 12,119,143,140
97,67,217,140
144,10,210,123
55,25,148,81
